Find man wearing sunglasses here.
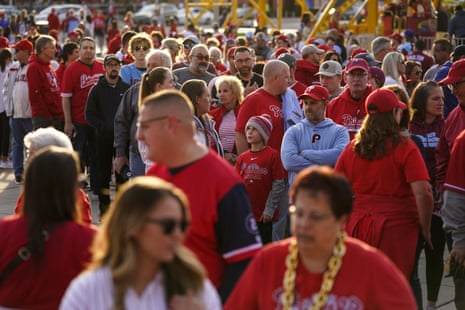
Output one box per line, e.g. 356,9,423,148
172,35,218,75
173,44,216,86
119,33,153,85
139,90,262,303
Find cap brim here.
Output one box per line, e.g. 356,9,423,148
438,76,456,86
347,65,368,72
398,101,407,110
298,94,322,101
316,71,337,77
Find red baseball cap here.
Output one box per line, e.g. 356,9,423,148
276,34,288,43
12,39,33,52
439,59,465,86
299,85,329,101
365,88,407,114
389,33,403,42
345,58,369,73
68,31,79,37
0,37,9,48
227,46,237,59
351,47,368,58
274,47,290,58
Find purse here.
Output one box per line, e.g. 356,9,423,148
0,225,55,284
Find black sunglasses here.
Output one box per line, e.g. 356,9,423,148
134,46,149,52
192,54,210,61
146,218,189,235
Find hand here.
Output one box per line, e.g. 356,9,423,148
224,152,237,165
244,81,258,96
260,213,273,223
114,156,129,174
422,227,433,250
452,247,465,265
169,290,205,310
64,121,75,137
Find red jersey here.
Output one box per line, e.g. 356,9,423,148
236,146,286,221
146,151,262,288
236,88,285,152
326,86,372,140
61,60,104,125
224,237,416,310
0,216,96,310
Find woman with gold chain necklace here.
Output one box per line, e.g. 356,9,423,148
224,166,416,309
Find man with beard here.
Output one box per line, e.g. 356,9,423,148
85,55,130,216
62,37,104,194
234,46,263,97
173,44,216,86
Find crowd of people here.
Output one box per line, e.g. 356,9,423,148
0,3,465,309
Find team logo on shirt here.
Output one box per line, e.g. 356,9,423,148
245,214,259,235
80,74,103,89
272,288,363,309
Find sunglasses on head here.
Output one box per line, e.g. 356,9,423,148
183,43,196,49
134,46,149,52
146,218,189,235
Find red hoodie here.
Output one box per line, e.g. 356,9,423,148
295,59,319,86
26,54,63,120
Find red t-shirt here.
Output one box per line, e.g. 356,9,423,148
236,146,286,221
0,216,96,310
61,60,104,125
335,138,429,196
235,88,285,152
445,129,465,194
224,237,416,310
326,86,372,140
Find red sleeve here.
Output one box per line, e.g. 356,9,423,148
26,64,46,115
78,189,92,224
235,97,255,133
61,64,74,95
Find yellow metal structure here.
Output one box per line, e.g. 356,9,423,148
184,0,309,30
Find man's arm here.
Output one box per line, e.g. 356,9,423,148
62,96,74,136
235,131,248,155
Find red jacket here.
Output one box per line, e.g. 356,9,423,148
295,59,319,86
444,129,465,193
26,54,63,120
436,105,465,190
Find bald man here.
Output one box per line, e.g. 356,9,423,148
235,60,292,154
137,90,262,302
173,44,216,85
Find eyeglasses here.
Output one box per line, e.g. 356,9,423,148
289,205,333,222
134,46,149,52
448,79,465,91
235,58,252,64
137,115,168,128
183,43,196,49
146,218,189,235
192,54,210,61
347,72,368,78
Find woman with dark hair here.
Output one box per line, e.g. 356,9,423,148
60,177,221,309
405,60,422,97
0,48,12,169
322,50,343,65
0,146,96,309
137,66,176,171
335,88,434,280
181,79,224,157
409,80,445,310
54,41,79,86
225,166,416,309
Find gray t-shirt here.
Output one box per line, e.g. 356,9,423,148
173,67,216,86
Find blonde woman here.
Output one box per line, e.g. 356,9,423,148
161,38,181,64
382,51,407,91
209,75,244,165
60,177,221,309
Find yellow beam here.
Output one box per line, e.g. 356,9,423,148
309,0,337,38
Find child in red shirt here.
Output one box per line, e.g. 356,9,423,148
236,114,286,244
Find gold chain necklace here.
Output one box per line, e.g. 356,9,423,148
281,233,346,310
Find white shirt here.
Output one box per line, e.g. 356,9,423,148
59,266,221,310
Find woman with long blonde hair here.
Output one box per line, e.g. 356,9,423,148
382,51,407,91
60,177,221,309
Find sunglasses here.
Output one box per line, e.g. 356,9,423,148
146,218,189,235
192,54,210,61
134,46,149,52
183,43,196,49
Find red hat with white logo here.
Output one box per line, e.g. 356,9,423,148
298,85,329,101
